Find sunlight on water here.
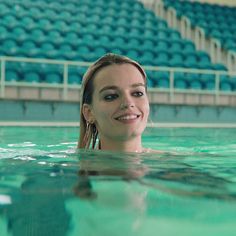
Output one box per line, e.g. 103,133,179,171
0,127,236,236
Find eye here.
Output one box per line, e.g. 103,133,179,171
103,94,119,101
132,91,144,97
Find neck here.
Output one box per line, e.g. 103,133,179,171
99,136,143,153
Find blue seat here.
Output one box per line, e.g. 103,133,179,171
68,73,81,84
169,53,184,67
68,65,88,84
189,80,202,90
91,47,107,60
44,72,62,83
183,40,196,54
152,71,170,88
38,18,53,31
155,39,169,53
98,35,112,49
58,44,76,60
111,37,126,49
3,14,18,29
184,53,199,68
2,39,18,56
30,28,46,45
21,16,36,31
201,74,215,90
0,25,8,42
174,78,188,89
139,51,155,65
126,50,139,61
24,72,41,83
147,77,155,88
154,52,169,66
212,63,227,71
65,32,81,48
185,73,202,89
47,30,64,47
5,69,20,82
220,75,233,91
169,40,183,54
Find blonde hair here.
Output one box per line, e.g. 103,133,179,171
78,53,147,149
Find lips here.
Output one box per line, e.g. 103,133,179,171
115,114,141,121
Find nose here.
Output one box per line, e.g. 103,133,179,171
120,95,134,109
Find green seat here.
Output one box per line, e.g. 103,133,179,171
30,28,47,45
5,70,20,82
2,39,18,56
45,72,62,83
0,26,8,42
38,18,53,31
126,50,139,61
3,14,18,29
24,72,41,83
12,27,27,43
169,53,184,67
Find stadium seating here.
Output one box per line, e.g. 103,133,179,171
0,0,235,91
163,0,236,51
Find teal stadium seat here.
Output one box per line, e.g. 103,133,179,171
24,72,41,83
174,72,188,89
21,40,39,57
2,39,18,56
5,70,20,82
0,25,8,43
170,53,184,67
152,71,170,88
44,72,62,83
200,74,215,90
220,75,233,91
21,16,36,31
155,52,169,67
164,0,236,52
2,14,18,29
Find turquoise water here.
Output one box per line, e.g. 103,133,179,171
0,127,236,236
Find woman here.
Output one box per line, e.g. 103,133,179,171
78,53,156,153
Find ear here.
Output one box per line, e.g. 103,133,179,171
82,103,95,123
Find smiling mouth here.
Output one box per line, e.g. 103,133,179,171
115,114,141,121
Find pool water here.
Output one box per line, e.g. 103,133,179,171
0,127,236,236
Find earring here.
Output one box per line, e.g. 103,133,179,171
82,121,92,148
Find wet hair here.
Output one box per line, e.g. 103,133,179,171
78,53,147,149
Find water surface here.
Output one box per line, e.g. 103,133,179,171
0,127,236,236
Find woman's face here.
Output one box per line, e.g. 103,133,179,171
83,63,150,143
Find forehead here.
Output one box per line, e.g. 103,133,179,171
93,64,145,88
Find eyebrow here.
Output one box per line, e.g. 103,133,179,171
99,83,145,94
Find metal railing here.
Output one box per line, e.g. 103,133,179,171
1,56,236,102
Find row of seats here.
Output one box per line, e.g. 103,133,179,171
164,0,236,16
163,0,236,52
0,0,230,91
0,13,161,32
1,39,219,69
148,71,236,91
4,65,236,91
0,1,147,19
0,24,172,40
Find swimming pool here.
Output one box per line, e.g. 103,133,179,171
0,127,236,236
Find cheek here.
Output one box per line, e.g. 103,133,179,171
93,102,113,122
142,99,150,116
